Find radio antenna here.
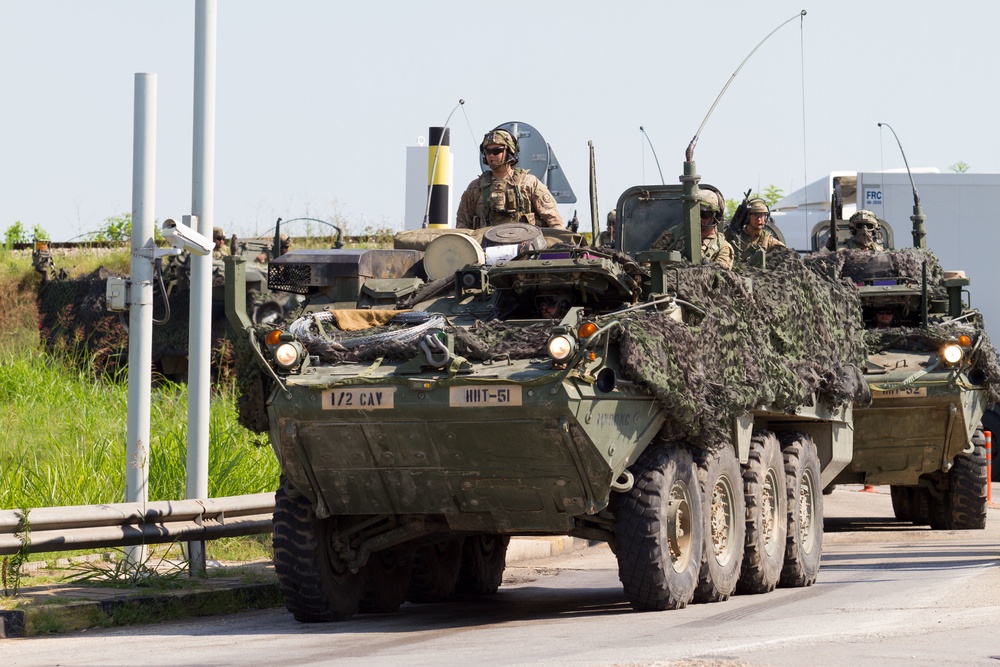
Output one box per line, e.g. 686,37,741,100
686,10,806,161
639,126,665,185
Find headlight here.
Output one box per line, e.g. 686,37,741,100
941,343,963,365
273,342,302,370
546,335,576,362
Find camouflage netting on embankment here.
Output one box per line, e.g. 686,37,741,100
263,247,870,447
37,269,233,378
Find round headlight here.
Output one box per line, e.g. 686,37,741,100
274,342,301,369
942,343,963,365
546,335,576,362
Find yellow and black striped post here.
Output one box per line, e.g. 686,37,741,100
426,126,451,229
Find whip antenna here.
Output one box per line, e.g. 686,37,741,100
686,10,806,161
639,126,665,185
878,122,925,248
422,99,465,228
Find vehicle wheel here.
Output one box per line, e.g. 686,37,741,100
455,534,510,596
359,545,413,614
693,445,745,603
407,538,464,603
890,485,931,524
929,427,988,530
614,443,702,611
889,485,915,522
272,478,365,622
980,407,1000,482
737,430,788,595
778,432,823,587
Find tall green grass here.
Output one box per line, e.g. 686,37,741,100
0,345,278,509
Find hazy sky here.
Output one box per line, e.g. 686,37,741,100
3,1,998,242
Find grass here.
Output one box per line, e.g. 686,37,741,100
0,346,279,508
1,248,280,581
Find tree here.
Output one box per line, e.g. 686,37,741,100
949,161,970,173
761,185,784,207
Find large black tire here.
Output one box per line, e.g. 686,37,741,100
407,538,464,603
737,430,788,595
980,407,1000,482
890,485,932,524
693,445,745,603
359,546,413,614
778,432,823,587
272,479,365,622
890,485,916,522
929,427,988,530
615,444,703,611
455,534,510,596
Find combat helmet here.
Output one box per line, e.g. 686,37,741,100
698,189,725,227
849,210,880,233
480,128,519,165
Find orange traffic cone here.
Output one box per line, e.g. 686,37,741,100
860,484,876,493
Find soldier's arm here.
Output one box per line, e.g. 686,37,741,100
528,179,566,229
716,240,735,270
455,181,477,229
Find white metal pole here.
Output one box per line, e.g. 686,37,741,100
125,72,157,566
187,0,217,574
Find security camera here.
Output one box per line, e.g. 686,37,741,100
162,216,212,256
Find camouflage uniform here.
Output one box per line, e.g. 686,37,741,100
728,200,785,264
651,225,734,270
650,189,734,269
598,210,615,246
456,128,564,230
456,169,565,230
826,210,885,251
212,227,229,259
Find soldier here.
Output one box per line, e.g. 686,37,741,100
212,227,229,259
875,306,896,329
651,189,734,269
255,233,291,263
727,198,785,264
827,210,885,251
598,210,616,246
456,129,565,230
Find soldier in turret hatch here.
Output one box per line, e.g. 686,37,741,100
727,198,785,264
456,129,565,230
827,210,885,251
650,189,734,269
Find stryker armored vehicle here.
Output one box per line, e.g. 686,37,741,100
809,186,998,530
224,154,873,621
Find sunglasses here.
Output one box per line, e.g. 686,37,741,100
485,147,506,156
700,210,716,219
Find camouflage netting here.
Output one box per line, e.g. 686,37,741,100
614,247,868,445
261,246,869,448
803,247,947,296
37,269,234,380
805,248,1000,405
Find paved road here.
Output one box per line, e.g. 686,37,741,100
6,486,1000,667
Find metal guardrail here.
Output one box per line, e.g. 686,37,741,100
0,493,275,556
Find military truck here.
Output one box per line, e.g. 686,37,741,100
809,206,998,529
224,156,875,621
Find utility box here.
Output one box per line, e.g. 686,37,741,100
105,277,128,311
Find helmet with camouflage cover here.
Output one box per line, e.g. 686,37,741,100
747,198,769,215
699,188,724,227
849,210,880,233
213,227,226,240
480,128,519,165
